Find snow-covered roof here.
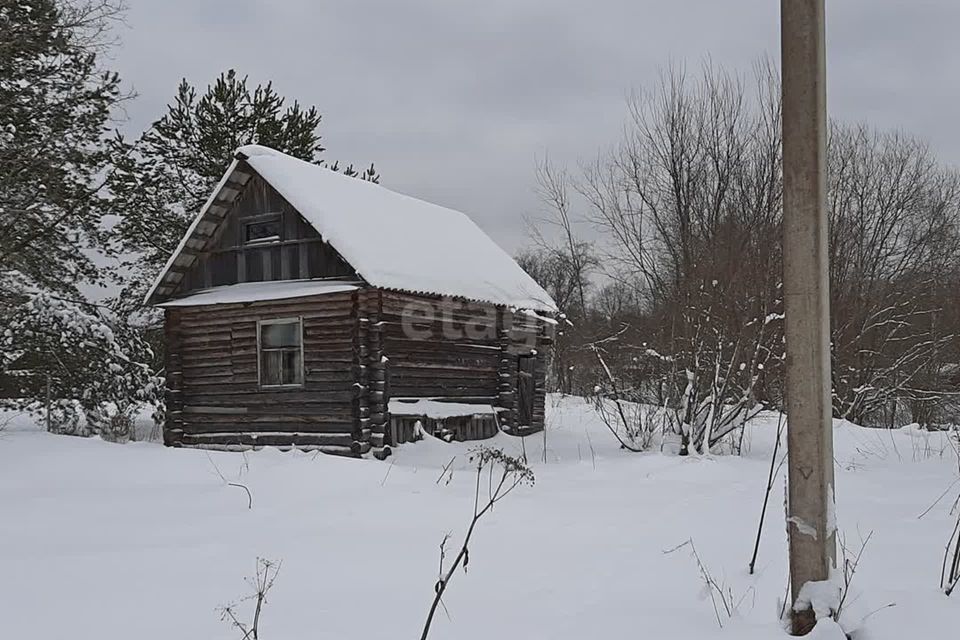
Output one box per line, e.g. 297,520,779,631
156,280,359,308
147,145,556,312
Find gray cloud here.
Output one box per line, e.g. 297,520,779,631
110,0,960,253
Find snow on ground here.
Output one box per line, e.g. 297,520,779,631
1,397,958,639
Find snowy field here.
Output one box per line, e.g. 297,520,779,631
1,396,958,639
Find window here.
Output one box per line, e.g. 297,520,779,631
245,216,281,244
258,318,303,387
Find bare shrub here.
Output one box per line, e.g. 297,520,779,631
589,343,660,452
748,411,787,574
206,452,254,509
666,538,754,629
420,447,534,640
835,531,874,622
590,390,664,452
219,557,281,640
943,516,960,596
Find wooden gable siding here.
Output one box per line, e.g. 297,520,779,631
164,290,366,454
176,168,356,296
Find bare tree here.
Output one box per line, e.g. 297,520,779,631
827,124,960,425
515,245,597,394
518,58,960,447
520,158,601,396
569,61,784,450
533,158,592,315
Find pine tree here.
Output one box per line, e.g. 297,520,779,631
109,69,379,308
0,2,164,436
1,291,162,440
0,0,124,297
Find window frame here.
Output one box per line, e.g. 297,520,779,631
242,212,283,246
256,317,305,389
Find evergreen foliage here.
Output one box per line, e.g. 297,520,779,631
0,0,124,295
0,1,163,437
1,291,162,440
108,69,378,309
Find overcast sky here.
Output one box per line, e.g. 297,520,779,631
109,0,960,254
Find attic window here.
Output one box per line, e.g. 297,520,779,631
258,318,303,387
245,216,281,244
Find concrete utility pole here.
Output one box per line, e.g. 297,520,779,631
781,0,836,635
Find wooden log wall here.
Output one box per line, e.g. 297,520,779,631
377,290,554,437
354,307,371,455
162,286,555,456
499,310,555,434
497,309,517,430
163,291,365,455
379,291,502,401
359,289,390,459
163,308,184,446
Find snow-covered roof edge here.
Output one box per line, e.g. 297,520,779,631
143,158,240,305
147,147,558,313
156,280,360,307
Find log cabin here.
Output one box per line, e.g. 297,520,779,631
146,145,557,458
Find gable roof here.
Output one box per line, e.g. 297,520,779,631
146,145,556,312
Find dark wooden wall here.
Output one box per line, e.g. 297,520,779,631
164,288,553,455
380,291,502,402
176,168,355,295
163,290,364,454
497,309,552,434
376,290,553,435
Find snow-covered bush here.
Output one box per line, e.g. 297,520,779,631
588,374,665,452
588,286,779,456
1,291,162,440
